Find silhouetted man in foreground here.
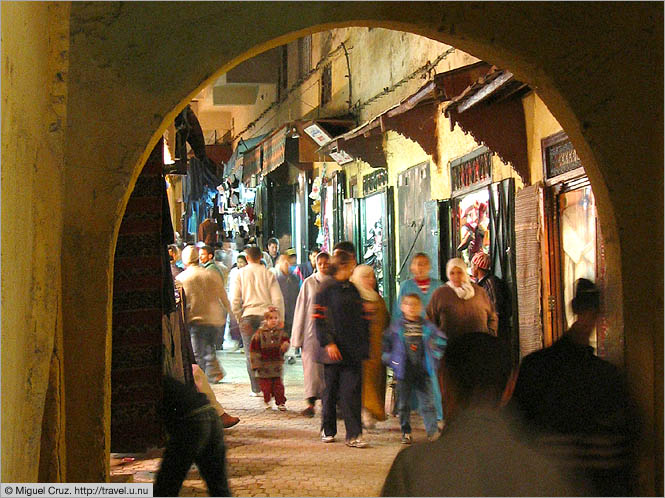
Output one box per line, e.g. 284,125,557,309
381,333,582,496
511,279,639,496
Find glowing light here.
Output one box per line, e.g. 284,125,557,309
164,140,175,165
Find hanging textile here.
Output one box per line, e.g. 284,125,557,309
262,126,288,175
242,145,262,182
514,184,543,358
112,139,168,452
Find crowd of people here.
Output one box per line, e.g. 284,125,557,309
157,235,638,497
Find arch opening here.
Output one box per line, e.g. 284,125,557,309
49,3,660,493
108,22,627,493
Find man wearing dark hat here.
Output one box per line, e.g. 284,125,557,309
471,251,512,342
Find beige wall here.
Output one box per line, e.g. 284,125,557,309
227,27,478,145
1,1,70,482
0,3,661,493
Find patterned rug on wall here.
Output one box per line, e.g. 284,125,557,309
111,140,168,453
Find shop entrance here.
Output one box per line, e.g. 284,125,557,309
540,132,613,359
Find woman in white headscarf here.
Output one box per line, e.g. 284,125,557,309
350,264,389,429
426,258,497,419
426,257,498,342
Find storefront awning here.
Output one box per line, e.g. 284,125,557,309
224,133,268,179
320,62,494,168
261,125,288,175
444,67,531,183
293,119,355,164
235,119,356,183
241,143,262,183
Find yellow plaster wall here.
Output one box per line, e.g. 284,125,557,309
522,92,564,184
1,1,69,482
230,27,479,144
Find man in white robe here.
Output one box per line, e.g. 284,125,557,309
290,252,331,417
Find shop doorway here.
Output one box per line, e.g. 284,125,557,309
359,188,396,310
543,178,607,354
540,132,610,357
397,162,441,282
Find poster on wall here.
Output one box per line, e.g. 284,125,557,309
362,193,385,296
454,188,490,273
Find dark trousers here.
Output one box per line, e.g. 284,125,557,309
397,376,438,437
258,377,286,405
228,314,242,342
239,315,263,393
322,363,362,440
189,324,223,382
154,407,231,497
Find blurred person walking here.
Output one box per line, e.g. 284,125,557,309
274,254,300,365
511,279,639,496
199,244,231,351
231,246,285,396
175,246,232,384
192,365,239,428
290,252,332,417
154,376,231,497
315,251,370,448
350,264,389,429
383,293,446,444
393,252,444,421
225,254,247,349
381,333,583,497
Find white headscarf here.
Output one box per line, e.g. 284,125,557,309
445,257,475,300
350,264,381,302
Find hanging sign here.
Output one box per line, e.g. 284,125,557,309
304,124,332,146
330,149,353,165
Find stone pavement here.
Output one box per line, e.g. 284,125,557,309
111,350,432,497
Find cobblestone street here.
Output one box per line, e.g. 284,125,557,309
111,350,431,497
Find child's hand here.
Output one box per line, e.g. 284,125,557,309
280,341,290,353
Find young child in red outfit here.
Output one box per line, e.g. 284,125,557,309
249,307,291,410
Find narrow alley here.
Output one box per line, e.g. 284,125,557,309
111,351,422,497
3,4,661,495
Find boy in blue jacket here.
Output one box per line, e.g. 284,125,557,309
383,293,447,444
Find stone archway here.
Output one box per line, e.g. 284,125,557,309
7,1,661,492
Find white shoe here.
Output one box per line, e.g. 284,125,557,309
321,431,335,443
249,391,262,397
345,437,368,448
277,404,287,411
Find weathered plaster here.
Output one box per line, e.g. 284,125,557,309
522,92,565,184
1,2,661,492
1,1,69,482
